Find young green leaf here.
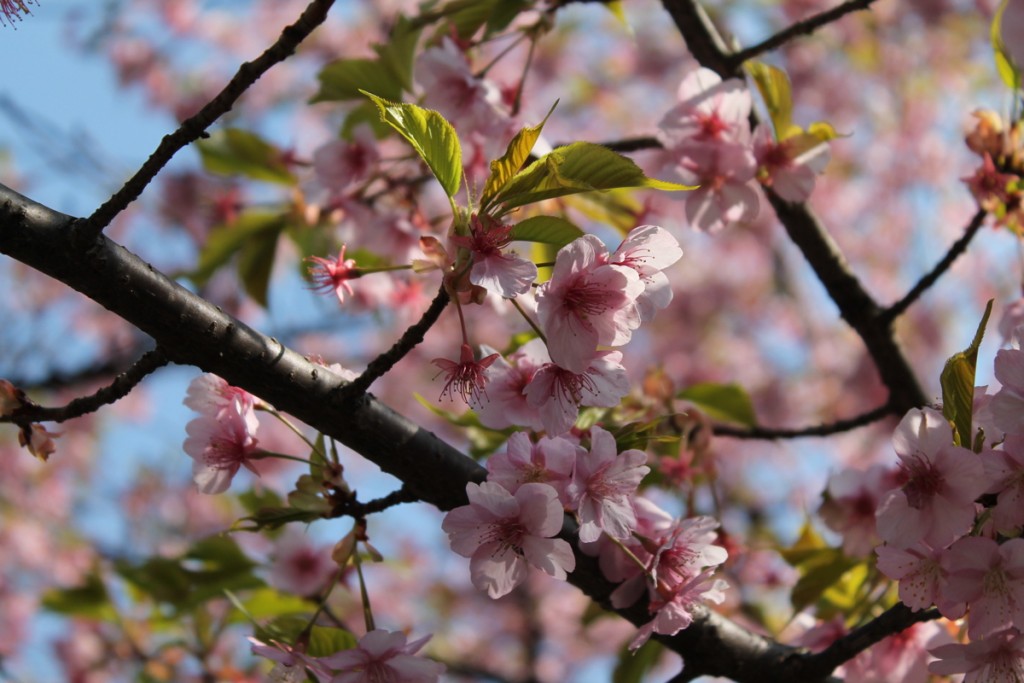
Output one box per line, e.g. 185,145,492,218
940,299,994,447
482,101,558,208
992,0,1022,90
311,17,421,103
237,226,280,308
363,91,463,198
190,212,287,288
197,129,296,185
678,382,757,427
493,142,692,210
509,215,583,247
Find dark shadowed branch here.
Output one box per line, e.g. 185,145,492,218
713,403,894,439
2,348,169,424
880,209,987,325
725,0,879,70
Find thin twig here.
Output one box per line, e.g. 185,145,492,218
726,0,879,70
3,348,169,424
332,486,419,518
712,404,894,439
76,0,336,240
880,209,987,325
334,284,450,401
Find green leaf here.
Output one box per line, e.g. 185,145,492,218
41,573,116,620
307,625,359,657
190,212,287,287
993,0,1022,90
363,91,463,198
563,190,644,235
312,59,403,103
371,16,421,95
237,224,280,308
226,587,314,623
234,506,324,532
940,300,993,447
613,639,662,683
493,142,693,210
482,102,557,207
197,129,295,185
510,215,584,247
678,382,756,427
789,551,863,615
747,61,797,140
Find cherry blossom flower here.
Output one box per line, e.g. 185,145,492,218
442,481,575,598
629,568,729,650
569,426,649,542
943,536,1024,639
486,431,578,503
675,142,760,233
432,344,500,404
415,38,511,141
843,621,952,683
819,464,900,558
607,225,684,321
929,628,1024,682
982,436,1024,532
991,347,1024,436
311,126,380,198
610,515,727,610
875,407,986,550
184,372,260,420
524,350,631,435
659,68,752,147
269,532,337,597
450,214,537,298
474,340,548,431
308,245,360,305
963,153,1015,213
875,542,957,614
536,235,643,373
183,397,259,494
753,125,830,203
319,630,445,683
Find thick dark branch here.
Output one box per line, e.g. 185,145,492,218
725,0,878,70
801,604,942,678
77,0,336,239
713,403,893,439
334,284,450,401
0,183,835,683
3,348,169,424
880,209,987,325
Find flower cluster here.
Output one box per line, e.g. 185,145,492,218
182,373,261,494
865,326,1024,676
467,225,682,434
659,68,829,232
442,427,727,647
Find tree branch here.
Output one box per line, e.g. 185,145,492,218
0,182,854,683
77,0,336,240
725,0,879,70
660,0,928,415
712,403,894,439
334,284,450,401
880,209,987,325
2,347,169,424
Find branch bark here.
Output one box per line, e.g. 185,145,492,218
0,182,892,683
